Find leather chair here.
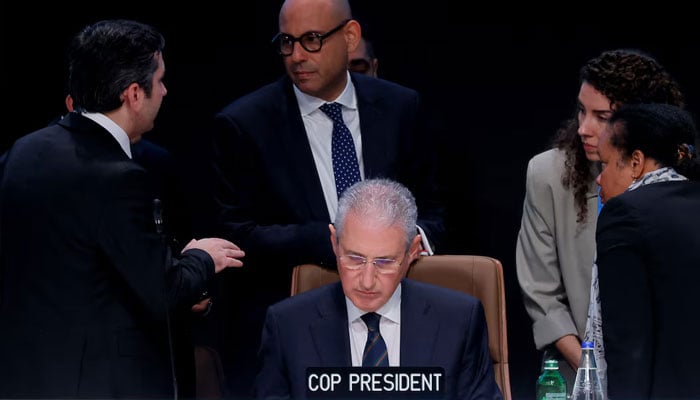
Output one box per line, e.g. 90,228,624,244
290,255,512,400
195,345,226,399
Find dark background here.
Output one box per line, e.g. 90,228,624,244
3,4,700,399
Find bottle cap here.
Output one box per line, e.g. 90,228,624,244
582,341,594,349
544,359,559,369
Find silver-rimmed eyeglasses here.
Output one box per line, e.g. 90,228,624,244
272,19,350,56
339,254,404,274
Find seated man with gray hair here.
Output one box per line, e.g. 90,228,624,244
254,178,502,399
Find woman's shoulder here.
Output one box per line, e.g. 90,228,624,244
525,148,566,186
529,148,566,169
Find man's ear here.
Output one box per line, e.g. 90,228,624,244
344,19,361,53
408,234,422,263
122,82,143,110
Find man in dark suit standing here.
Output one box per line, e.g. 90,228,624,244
0,19,244,399
204,0,445,395
254,178,500,399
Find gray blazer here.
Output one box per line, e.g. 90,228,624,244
515,148,599,349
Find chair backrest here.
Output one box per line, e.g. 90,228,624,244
290,255,512,400
195,345,226,399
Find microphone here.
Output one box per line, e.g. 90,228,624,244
153,198,164,234
153,197,177,399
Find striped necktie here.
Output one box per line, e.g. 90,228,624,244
361,312,388,367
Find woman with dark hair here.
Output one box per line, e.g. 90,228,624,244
595,103,700,399
515,48,685,389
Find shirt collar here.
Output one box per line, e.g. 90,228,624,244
346,282,402,324
81,112,132,158
293,71,358,116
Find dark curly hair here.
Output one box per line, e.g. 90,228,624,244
552,49,685,222
609,103,700,181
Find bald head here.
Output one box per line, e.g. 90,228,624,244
276,0,361,101
280,0,351,25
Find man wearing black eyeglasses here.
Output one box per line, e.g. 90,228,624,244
201,0,446,396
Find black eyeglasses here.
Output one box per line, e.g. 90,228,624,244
272,19,350,56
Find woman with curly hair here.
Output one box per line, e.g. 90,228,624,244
515,48,684,391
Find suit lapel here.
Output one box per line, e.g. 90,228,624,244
400,280,439,365
310,284,352,365
278,79,330,220
353,76,394,179
58,113,132,161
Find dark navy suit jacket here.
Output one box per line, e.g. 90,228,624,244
209,72,445,272
254,279,502,400
204,73,446,395
0,113,213,398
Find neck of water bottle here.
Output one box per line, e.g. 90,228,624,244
572,347,604,399
581,348,597,370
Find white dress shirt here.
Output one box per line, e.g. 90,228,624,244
82,112,132,159
346,286,401,366
293,72,364,222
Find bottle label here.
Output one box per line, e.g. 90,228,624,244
545,393,567,400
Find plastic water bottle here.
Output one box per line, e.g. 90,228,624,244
571,341,605,400
536,359,567,400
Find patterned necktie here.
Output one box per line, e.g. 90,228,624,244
319,102,361,198
361,312,388,367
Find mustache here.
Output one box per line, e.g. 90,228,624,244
289,62,311,73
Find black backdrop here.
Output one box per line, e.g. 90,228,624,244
3,4,700,398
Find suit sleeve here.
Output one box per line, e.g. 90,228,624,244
253,305,290,399
207,113,335,268
0,151,6,181
515,156,577,349
98,166,214,321
458,301,503,400
596,197,652,399
399,92,446,252
0,151,5,300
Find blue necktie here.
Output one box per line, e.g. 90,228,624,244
361,312,388,367
319,102,361,198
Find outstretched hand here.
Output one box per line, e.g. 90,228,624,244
183,238,245,273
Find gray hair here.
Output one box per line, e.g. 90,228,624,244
334,179,417,250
